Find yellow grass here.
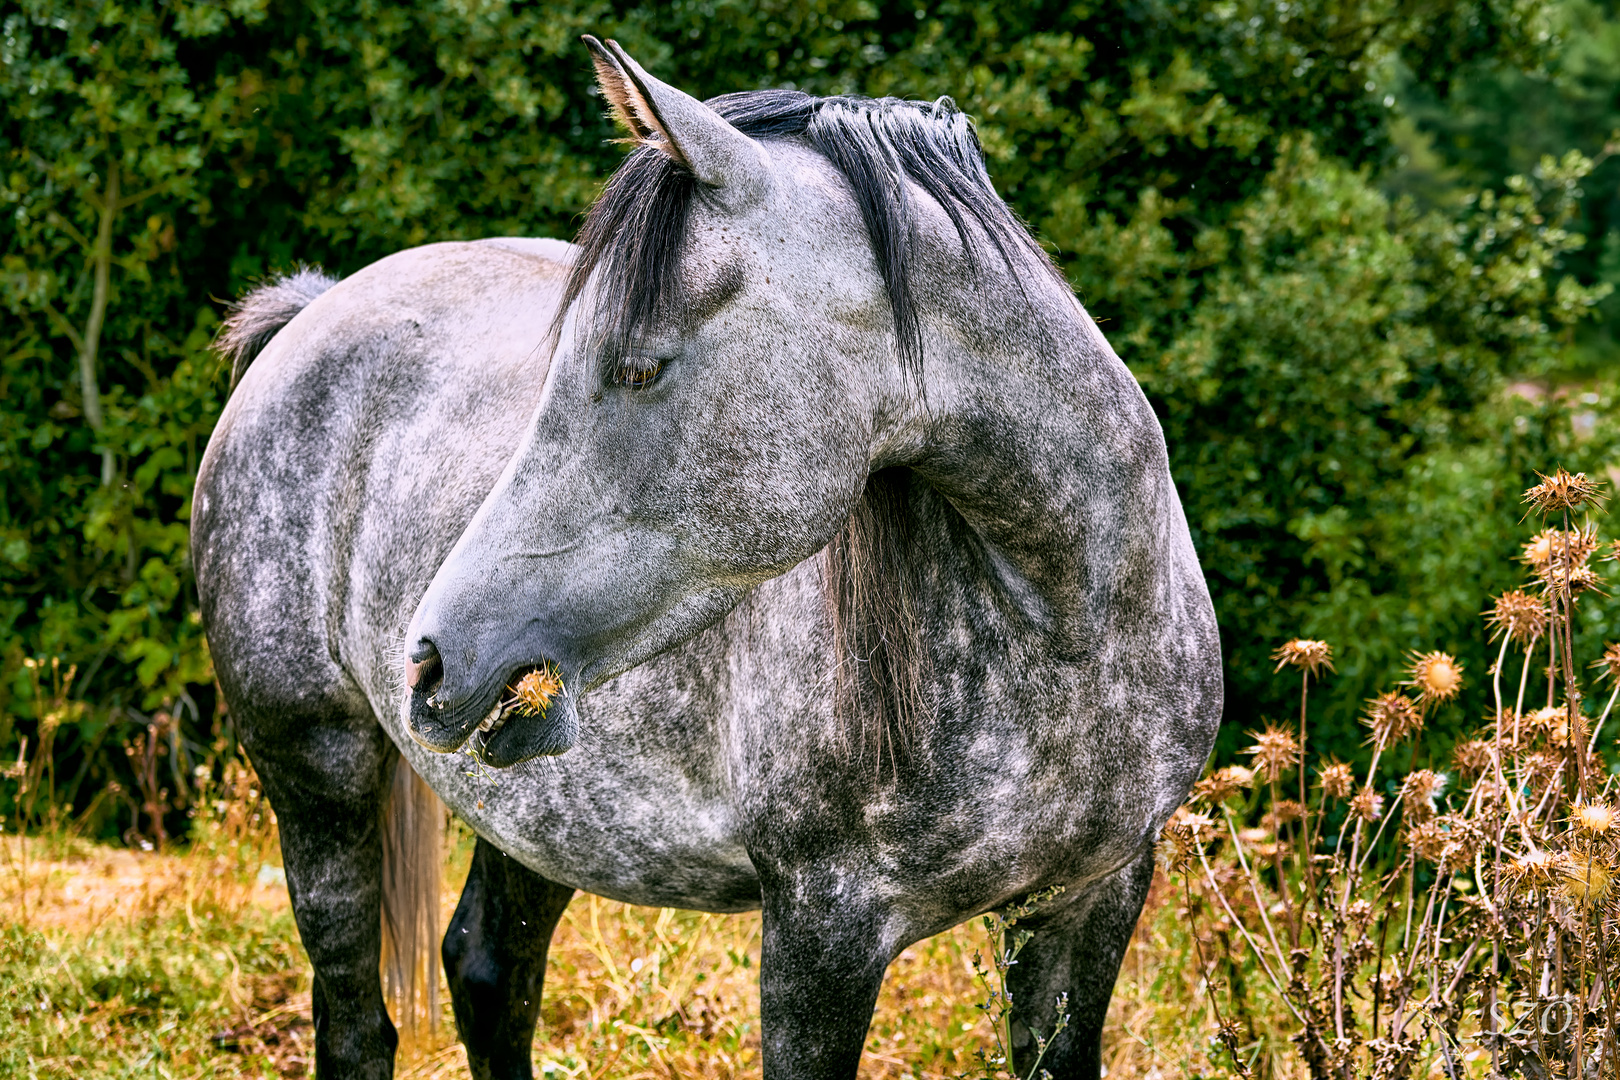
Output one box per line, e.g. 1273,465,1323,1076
0,817,1231,1079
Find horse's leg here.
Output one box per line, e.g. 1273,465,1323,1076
1005,847,1157,1080
243,710,399,1078
443,837,575,1080
757,877,892,1079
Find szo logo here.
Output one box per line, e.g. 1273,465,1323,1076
1490,997,1574,1036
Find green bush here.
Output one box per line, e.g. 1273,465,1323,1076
2,0,1614,835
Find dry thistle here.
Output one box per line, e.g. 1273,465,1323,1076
1537,561,1604,601
1521,750,1562,779
1406,820,1449,863
1451,739,1493,777
1192,764,1255,805
1317,760,1355,799
1527,704,1572,747
1160,807,1216,870
1522,529,1556,567
1363,692,1424,744
1484,589,1549,646
1272,638,1334,678
1507,849,1560,890
1404,651,1463,711
1523,467,1605,516
1575,802,1616,835
1245,724,1301,783
1400,770,1447,822
504,663,564,717
1348,787,1385,823
1592,641,1620,684
1558,852,1615,908
1436,814,1477,871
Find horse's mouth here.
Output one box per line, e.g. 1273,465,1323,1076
407,661,579,766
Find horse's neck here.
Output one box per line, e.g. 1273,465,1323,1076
904,270,1182,660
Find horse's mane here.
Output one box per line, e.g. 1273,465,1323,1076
559,89,1062,762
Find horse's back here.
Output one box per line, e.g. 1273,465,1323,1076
194,238,571,722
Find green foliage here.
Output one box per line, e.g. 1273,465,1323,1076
1,0,1614,830
1389,0,1620,370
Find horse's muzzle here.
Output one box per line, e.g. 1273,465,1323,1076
403,639,580,764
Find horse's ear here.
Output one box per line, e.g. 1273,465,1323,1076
582,36,772,207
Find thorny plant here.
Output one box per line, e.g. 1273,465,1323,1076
1164,466,1620,1078
962,885,1070,1080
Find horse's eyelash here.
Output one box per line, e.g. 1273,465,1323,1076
612,355,663,388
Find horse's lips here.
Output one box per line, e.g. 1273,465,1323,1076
406,682,499,752
477,694,580,766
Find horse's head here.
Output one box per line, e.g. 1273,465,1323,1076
403,39,1055,764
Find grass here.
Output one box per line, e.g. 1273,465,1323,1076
0,802,1238,1079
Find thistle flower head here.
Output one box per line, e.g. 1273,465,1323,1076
1400,770,1447,822
1160,807,1217,869
1348,787,1385,823
1318,760,1355,799
1537,562,1604,602
1593,642,1620,684
1436,814,1478,871
505,663,564,717
1575,802,1617,835
1363,692,1424,745
1523,525,1600,567
1523,467,1605,516
1507,849,1560,889
1527,705,1574,747
1405,651,1463,711
1558,852,1615,908
1451,739,1493,777
1272,638,1334,678
1484,589,1549,646
1192,764,1255,805
1245,724,1301,783
1406,820,1448,863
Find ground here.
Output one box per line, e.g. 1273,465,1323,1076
0,816,1224,1079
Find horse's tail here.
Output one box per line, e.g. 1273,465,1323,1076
216,266,338,391
379,756,444,1044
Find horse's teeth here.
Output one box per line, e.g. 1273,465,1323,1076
476,701,504,733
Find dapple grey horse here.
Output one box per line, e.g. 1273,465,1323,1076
192,37,1220,1080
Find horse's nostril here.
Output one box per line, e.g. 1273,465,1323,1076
406,641,443,694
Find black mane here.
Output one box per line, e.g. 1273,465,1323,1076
559,89,1061,378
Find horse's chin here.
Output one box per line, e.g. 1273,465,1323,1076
474,694,579,766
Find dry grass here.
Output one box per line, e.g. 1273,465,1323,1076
0,800,1225,1079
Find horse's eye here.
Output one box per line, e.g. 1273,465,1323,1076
612,355,663,389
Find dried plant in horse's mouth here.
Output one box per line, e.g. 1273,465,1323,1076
1167,464,1620,1079
504,663,564,718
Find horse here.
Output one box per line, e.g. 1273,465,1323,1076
191,37,1221,1080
